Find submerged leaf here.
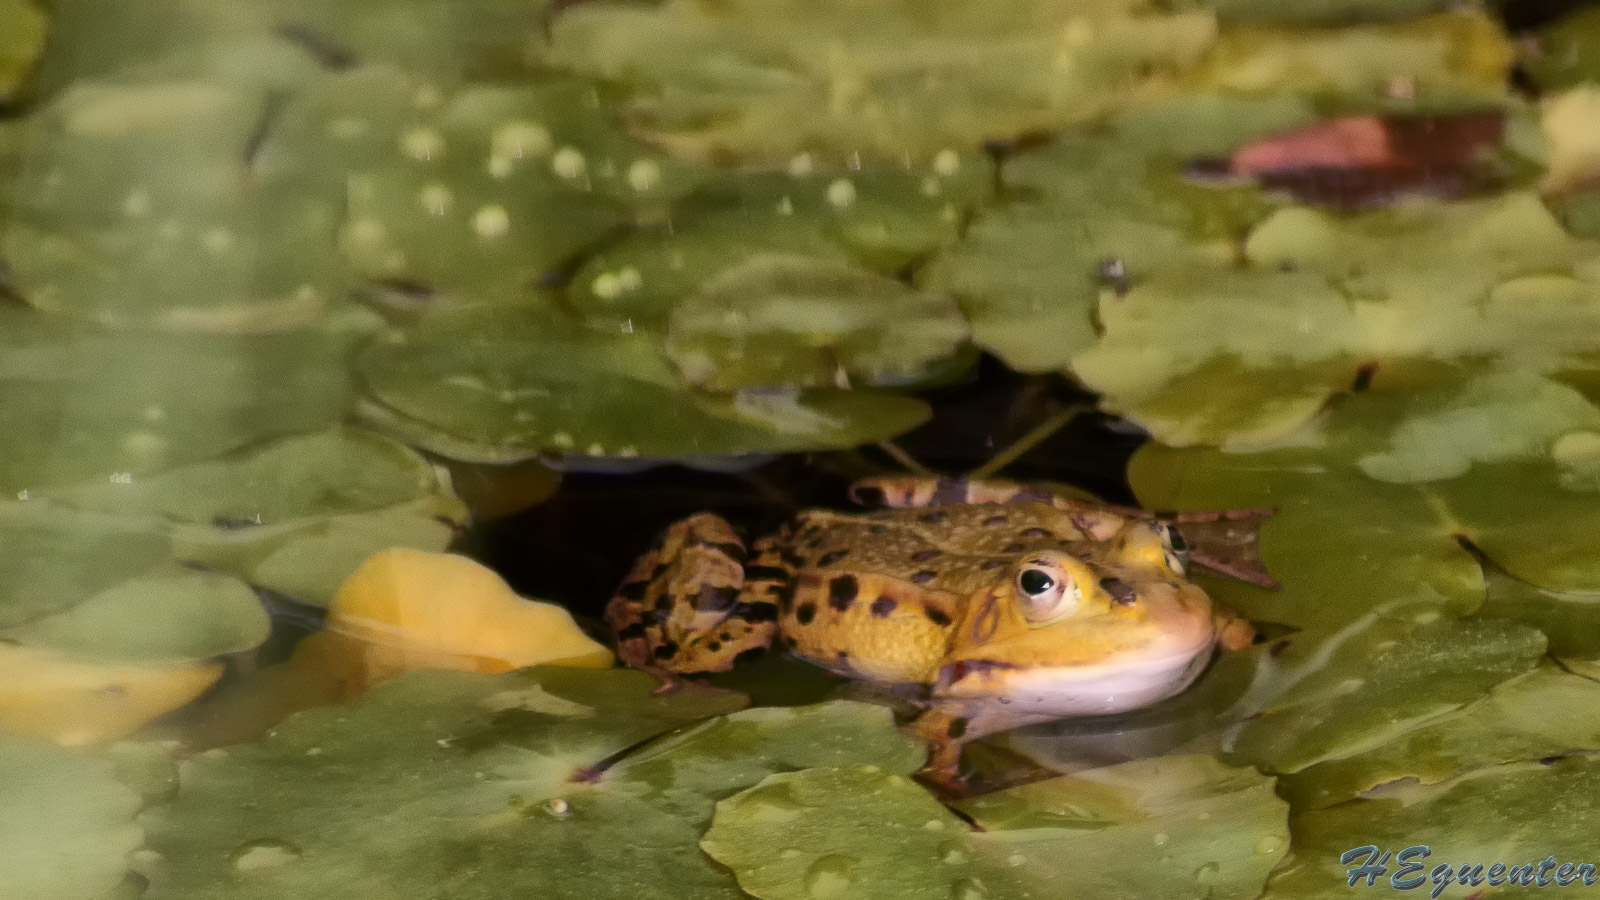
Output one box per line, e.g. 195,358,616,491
356,304,931,461
0,732,143,900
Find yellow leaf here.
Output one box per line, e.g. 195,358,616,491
0,643,222,746
320,548,613,693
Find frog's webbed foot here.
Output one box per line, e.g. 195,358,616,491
606,513,780,676
907,709,974,798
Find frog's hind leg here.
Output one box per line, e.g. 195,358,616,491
607,513,781,676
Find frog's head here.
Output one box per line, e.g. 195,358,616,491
933,522,1219,718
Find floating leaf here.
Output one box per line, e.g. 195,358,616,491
261,0,555,80
356,304,931,461
1263,754,1600,898
1280,664,1600,809
0,503,172,627
5,564,268,664
546,1,1506,165
135,667,769,899
0,732,143,900
1130,370,1600,631
0,0,45,102
0,643,223,747
315,548,613,695
0,309,364,496
1075,192,1600,446
1523,4,1600,92
665,254,969,391
704,754,1286,900
568,163,984,331
3,79,348,330
1218,615,1545,774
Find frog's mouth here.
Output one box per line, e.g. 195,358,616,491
931,645,1213,718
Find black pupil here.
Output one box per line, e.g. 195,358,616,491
1019,569,1055,596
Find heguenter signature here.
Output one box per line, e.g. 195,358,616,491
1343,845,1597,897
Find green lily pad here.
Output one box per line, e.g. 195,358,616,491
1523,5,1600,92
1075,193,1600,447
546,1,1506,165
547,0,1220,165
1217,615,1546,774
0,503,171,627
0,503,271,664
5,564,268,664
261,0,554,80
924,118,1283,373
1263,754,1600,898
3,79,349,330
0,733,143,900
138,675,928,899
356,304,932,461
1206,0,1465,25
1129,370,1600,631
0,308,363,497
260,66,695,305
703,754,1286,900
0,0,45,102
1280,664,1600,809
567,162,984,332
664,254,970,391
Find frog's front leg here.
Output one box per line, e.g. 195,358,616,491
606,513,785,676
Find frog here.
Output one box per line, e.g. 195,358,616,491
605,476,1263,786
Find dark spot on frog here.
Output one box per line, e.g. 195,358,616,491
1101,578,1137,606
653,641,679,660
827,575,859,611
983,514,1008,526
737,601,780,623
870,596,897,618
707,641,721,652
783,635,799,649
796,602,817,625
947,717,968,739
615,623,646,641
733,647,766,665
979,558,1006,570
695,584,739,611
1019,527,1050,538
719,632,732,641
745,565,790,582
1002,542,1027,553
910,549,941,563
766,580,796,610
911,570,937,584
924,607,952,627
918,510,947,524
615,580,649,600
817,549,850,566
648,562,671,581
778,547,806,569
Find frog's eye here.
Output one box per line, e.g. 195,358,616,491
1161,524,1189,575
1014,560,1084,622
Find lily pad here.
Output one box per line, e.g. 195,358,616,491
0,0,45,102
4,564,268,664
0,733,143,900
567,161,985,332
665,254,970,391
262,0,554,80
355,304,932,461
546,1,1506,165
0,307,364,498
1280,664,1600,809
3,79,349,330
1129,370,1600,631
0,502,171,627
1523,4,1600,92
137,674,932,900
1216,615,1546,774
261,66,695,306
1263,754,1600,898
703,753,1286,900
1075,192,1600,447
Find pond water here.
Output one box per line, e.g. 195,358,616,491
7,1,1600,899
